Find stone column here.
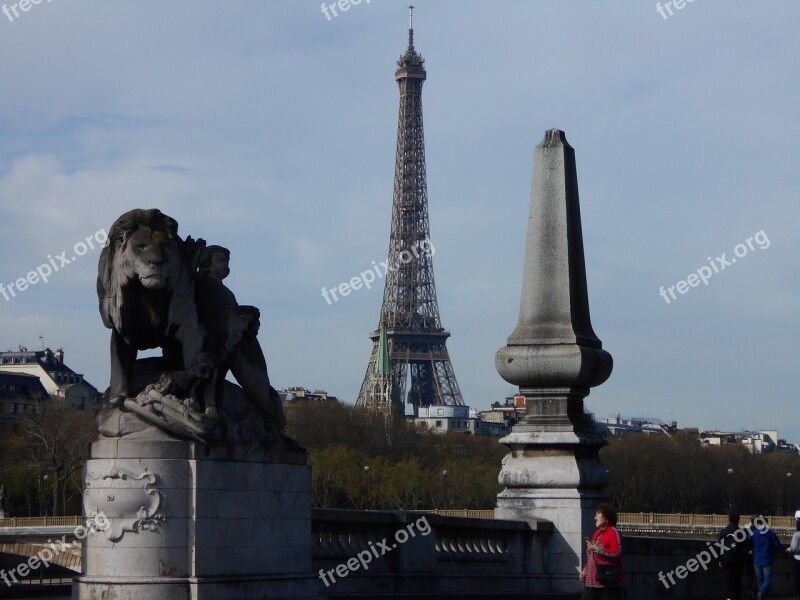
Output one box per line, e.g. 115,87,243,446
495,129,613,594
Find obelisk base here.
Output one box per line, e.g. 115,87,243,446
496,423,609,595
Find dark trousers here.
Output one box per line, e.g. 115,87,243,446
722,562,744,600
743,557,757,598
793,558,800,597
582,586,623,600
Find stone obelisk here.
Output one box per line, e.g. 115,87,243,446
495,129,613,594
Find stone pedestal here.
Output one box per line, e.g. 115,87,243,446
495,130,613,595
73,434,320,600
495,415,609,593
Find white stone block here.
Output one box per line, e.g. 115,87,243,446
74,441,317,599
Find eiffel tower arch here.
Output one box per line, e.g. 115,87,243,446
357,7,464,416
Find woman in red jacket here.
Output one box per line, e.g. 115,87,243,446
579,504,624,599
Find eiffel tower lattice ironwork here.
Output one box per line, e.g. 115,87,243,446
357,6,464,415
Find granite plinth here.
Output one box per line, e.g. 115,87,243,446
73,438,320,600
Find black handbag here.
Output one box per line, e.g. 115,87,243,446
595,564,621,584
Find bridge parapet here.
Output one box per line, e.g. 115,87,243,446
0,526,78,540
0,516,83,528
3,510,795,596
312,509,553,596
0,541,81,572
618,512,798,529
618,512,798,539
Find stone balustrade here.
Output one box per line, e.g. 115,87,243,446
619,511,798,529
2,509,798,598
312,509,554,597
3,510,795,533
0,515,83,528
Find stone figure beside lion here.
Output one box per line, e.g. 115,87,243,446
95,208,299,460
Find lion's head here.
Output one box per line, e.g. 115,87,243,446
97,209,183,332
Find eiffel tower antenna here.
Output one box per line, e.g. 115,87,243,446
407,5,415,50
357,8,464,416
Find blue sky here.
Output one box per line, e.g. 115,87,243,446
1,1,798,442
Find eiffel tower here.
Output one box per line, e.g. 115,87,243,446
357,6,464,416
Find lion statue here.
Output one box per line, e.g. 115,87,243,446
97,208,207,407
96,209,299,460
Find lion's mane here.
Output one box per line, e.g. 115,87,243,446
97,208,184,343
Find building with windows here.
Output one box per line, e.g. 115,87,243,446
413,405,477,434
479,396,527,426
700,429,798,455
0,371,48,431
0,347,100,414
278,387,338,404
476,418,510,437
596,415,671,438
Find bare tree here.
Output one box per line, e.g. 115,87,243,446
8,395,95,516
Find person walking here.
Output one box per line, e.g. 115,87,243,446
787,518,800,600
748,515,782,600
579,504,624,600
718,513,751,600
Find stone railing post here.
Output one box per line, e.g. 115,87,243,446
495,129,613,595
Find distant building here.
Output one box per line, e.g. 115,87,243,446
408,403,511,437
468,406,510,436
596,415,670,438
699,431,737,446
279,387,338,404
776,438,799,454
413,405,476,434
0,371,48,431
586,413,798,451
740,430,779,453
0,347,100,412
475,419,510,437
700,429,798,455
478,396,527,428
681,427,700,439
478,410,507,424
